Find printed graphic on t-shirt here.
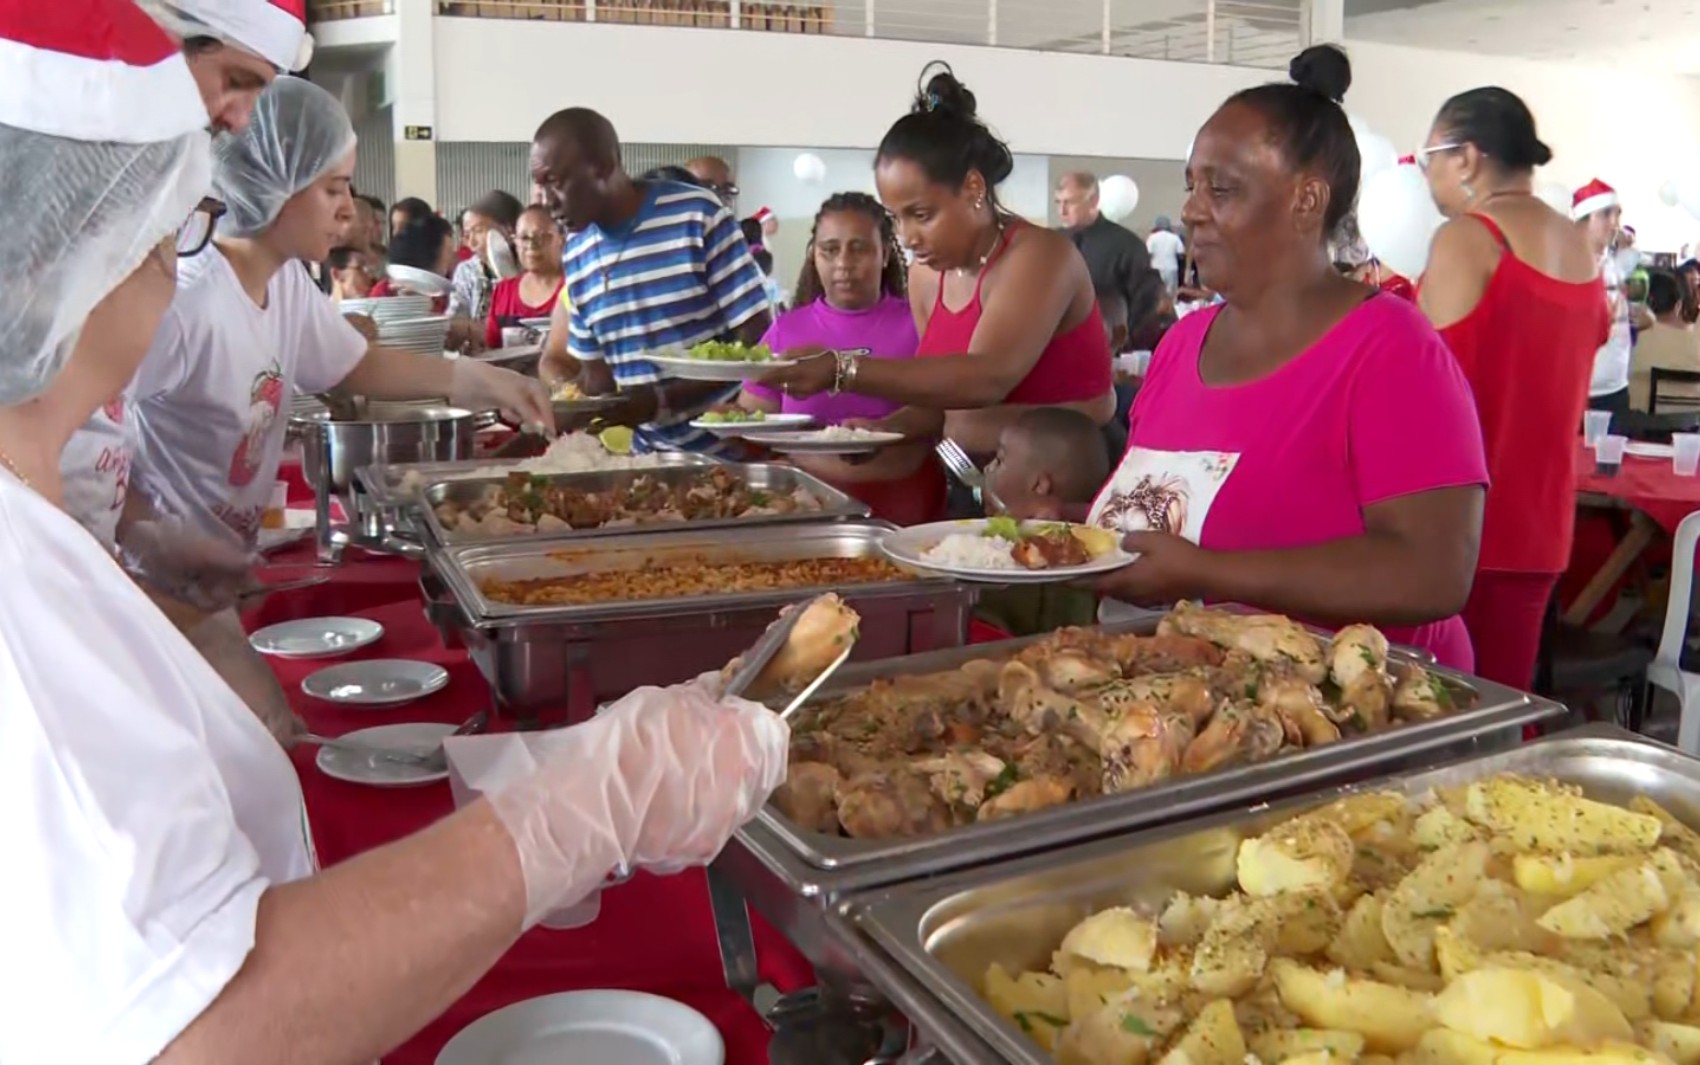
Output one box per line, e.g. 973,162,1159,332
1088,447,1239,543
229,364,284,489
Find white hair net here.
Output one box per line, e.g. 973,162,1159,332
214,75,356,238
0,126,210,406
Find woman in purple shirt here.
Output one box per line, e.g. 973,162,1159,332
738,192,944,523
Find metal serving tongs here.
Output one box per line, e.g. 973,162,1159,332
720,595,856,718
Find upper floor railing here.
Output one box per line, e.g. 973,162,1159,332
308,0,1308,69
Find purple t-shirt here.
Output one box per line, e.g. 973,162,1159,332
745,294,919,423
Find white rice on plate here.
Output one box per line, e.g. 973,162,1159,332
920,532,1019,570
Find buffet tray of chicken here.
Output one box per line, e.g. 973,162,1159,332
355,446,715,510
835,724,1700,1065
428,522,975,719
419,462,868,545
756,604,1560,879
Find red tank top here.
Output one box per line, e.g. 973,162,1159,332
1433,214,1609,573
916,222,1112,405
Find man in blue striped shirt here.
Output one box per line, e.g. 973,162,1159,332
531,109,771,453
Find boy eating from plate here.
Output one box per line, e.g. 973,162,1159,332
977,408,1111,636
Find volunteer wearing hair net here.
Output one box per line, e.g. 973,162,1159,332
60,77,551,747
2,7,788,1060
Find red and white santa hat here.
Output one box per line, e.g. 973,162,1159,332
151,0,313,72
0,0,208,144
1572,178,1619,221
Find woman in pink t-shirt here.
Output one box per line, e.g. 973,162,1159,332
737,193,944,524
1087,45,1489,670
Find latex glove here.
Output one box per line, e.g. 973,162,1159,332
450,357,555,435
488,675,789,929
187,609,306,748
118,517,259,614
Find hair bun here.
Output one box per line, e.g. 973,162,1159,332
1289,44,1351,104
915,62,978,120
1531,139,1554,167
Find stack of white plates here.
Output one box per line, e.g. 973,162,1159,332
379,314,451,355
365,295,433,323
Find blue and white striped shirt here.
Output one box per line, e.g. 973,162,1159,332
564,181,769,453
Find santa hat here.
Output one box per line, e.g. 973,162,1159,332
151,0,313,72
0,0,208,144
1572,178,1619,221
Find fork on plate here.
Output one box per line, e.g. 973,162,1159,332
934,438,1006,515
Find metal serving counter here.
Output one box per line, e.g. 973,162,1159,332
840,724,1681,1065
427,522,975,721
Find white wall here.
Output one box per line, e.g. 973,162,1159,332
429,17,1264,158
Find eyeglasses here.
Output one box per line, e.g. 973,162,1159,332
1416,142,1464,172
176,197,226,257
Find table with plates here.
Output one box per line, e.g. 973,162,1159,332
1564,441,1700,624
246,534,818,1065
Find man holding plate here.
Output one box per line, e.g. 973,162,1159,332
532,108,771,454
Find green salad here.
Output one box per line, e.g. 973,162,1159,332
699,409,767,424
687,340,773,362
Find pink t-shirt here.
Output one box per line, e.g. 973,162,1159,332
1088,294,1488,669
744,294,918,423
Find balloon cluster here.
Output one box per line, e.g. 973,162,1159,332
1349,114,1441,280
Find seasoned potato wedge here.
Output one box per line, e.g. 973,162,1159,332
1464,777,1662,855
1157,999,1246,1065
1269,958,1434,1053
1432,967,1633,1049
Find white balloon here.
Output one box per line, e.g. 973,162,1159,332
1675,167,1700,220
1357,132,1398,186
1534,180,1572,214
792,152,827,185
1357,163,1443,280
1099,175,1140,221
1660,179,1682,208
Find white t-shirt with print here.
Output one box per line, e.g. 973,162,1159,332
0,470,315,1063
58,392,134,546
1591,252,1633,397
64,253,367,549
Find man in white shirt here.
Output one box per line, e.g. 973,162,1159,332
1146,216,1185,293
1574,178,1635,415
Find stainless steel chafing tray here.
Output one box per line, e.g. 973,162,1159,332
713,622,1558,968
420,462,869,546
429,522,974,721
354,451,714,512
841,725,1676,1065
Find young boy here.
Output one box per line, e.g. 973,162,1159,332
976,407,1112,636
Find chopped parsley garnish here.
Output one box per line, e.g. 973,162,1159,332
1121,1014,1157,1037
983,763,1023,801
1358,646,1379,666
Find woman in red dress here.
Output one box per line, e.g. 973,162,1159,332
484,206,565,349
1419,86,1609,688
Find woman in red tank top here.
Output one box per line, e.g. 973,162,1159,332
759,63,1115,468
1418,87,1609,689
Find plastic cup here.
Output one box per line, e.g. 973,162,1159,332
1594,433,1627,476
1583,409,1613,446
261,480,288,530
1676,433,1700,476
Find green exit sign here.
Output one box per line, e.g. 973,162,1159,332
404,125,433,141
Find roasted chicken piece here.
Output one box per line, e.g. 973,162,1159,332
1392,664,1452,721
1329,623,1392,728
998,659,1110,746
1034,647,1119,694
1159,601,1327,684
1009,529,1090,570
1101,703,1196,793
835,768,956,838
1011,732,1103,800
1181,699,1286,773
1097,673,1217,727
1257,675,1341,746
772,762,842,833
978,776,1074,820
912,750,1007,810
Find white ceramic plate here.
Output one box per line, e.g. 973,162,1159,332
880,519,1137,584
647,353,777,382
689,412,813,435
739,429,905,455
316,722,455,788
519,316,555,330
367,296,434,320
384,265,453,298
435,990,724,1065
250,617,384,659
1626,441,1676,459
301,659,450,706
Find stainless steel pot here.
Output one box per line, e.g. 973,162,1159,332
290,404,476,562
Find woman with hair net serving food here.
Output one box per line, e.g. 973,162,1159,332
59,76,551,746
0,7,788,1061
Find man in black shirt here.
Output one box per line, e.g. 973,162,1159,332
1055,171,1152,320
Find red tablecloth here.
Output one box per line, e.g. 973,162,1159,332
251,567,816,1065
1575,444,1700,533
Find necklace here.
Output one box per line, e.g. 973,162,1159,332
0,443,29,489
955,215,1006,277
